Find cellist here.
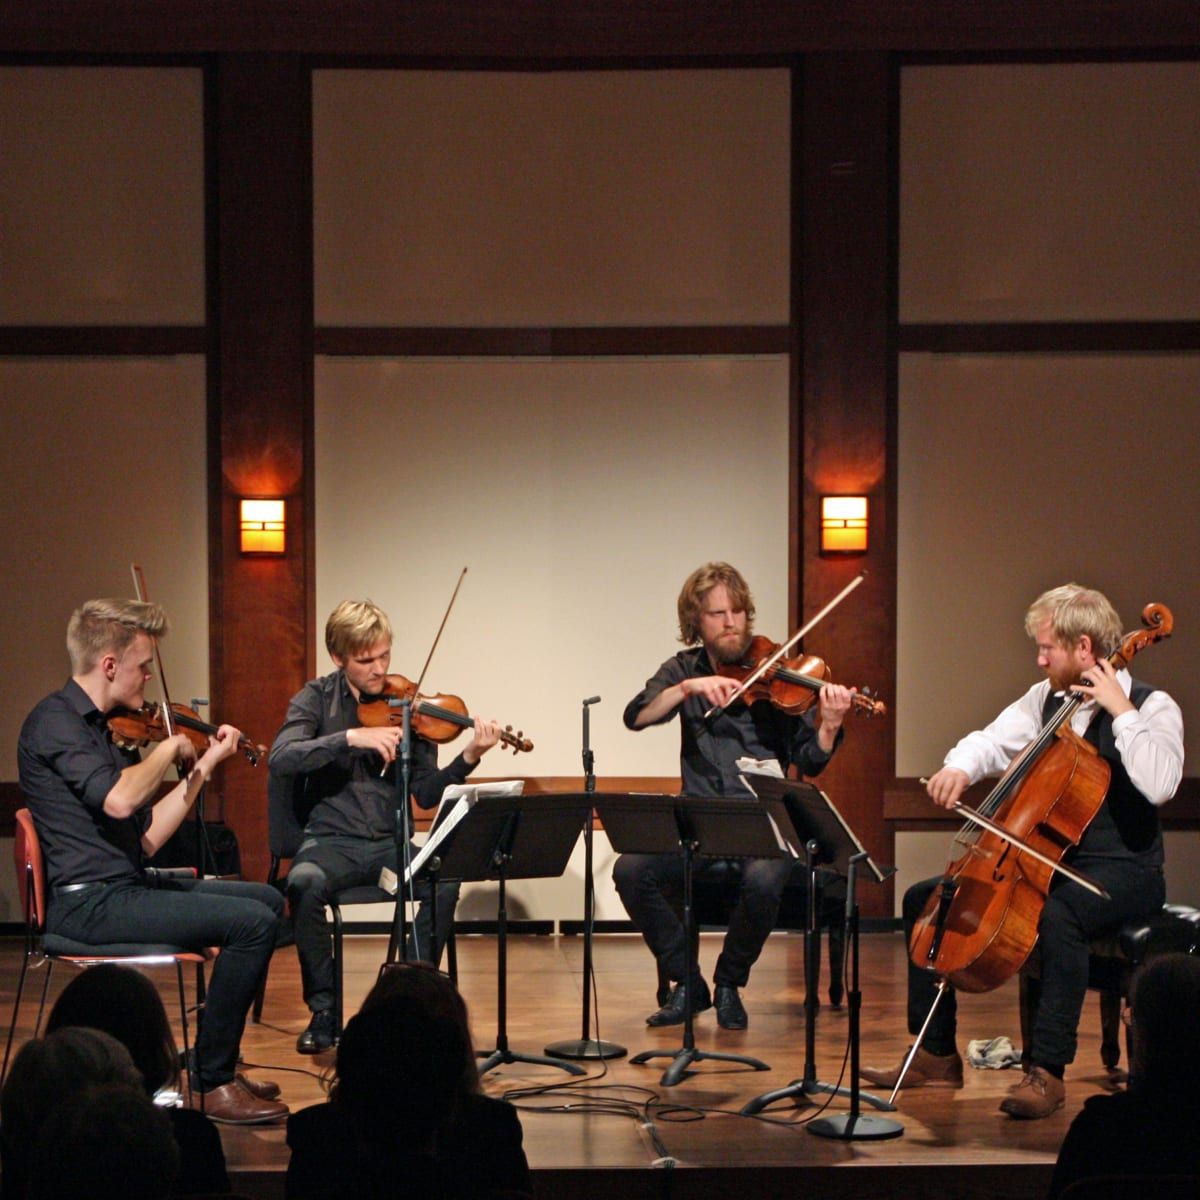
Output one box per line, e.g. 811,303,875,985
861,584,1183,1119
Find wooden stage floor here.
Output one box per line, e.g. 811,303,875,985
3,930,1120,1199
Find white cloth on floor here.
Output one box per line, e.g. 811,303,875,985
966,1036,1022,1069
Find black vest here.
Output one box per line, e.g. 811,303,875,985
1043,680,1164,866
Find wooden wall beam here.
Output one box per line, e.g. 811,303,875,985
208,55,314,882
797,52,895,917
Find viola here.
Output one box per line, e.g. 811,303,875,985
108,701,268,766
715,635,887,718
357,673,533,755
909,602,1174,996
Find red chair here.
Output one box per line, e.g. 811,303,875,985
1,807,212,1084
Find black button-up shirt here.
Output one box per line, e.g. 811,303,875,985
18,679,148,886
268,670,478,840
623,647,838,798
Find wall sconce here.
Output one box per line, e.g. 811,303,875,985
820,495,868,555
239,498,286,555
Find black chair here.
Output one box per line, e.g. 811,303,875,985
1020,903,1200,1077
252,772,456,1038
654,858,846,1008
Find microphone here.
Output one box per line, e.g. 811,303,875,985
583,695,601,706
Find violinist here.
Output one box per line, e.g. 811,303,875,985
861,584,1184,1119
268,600,502,1055
17,599,289,1125
614,562,854,1031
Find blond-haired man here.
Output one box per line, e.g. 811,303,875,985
614,563,854,1031
18,600,288,1124
861,584,1184,1119
269,600,501,1054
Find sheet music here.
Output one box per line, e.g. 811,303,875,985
378,779,525,895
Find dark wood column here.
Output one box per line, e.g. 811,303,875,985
795,53,895,917
208,55,314,881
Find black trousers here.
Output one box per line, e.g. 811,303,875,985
612,852,793,990
903,857,1165,1066
288,834,460,1013
48,875,283,1090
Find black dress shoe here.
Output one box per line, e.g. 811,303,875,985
646,979,712,1027
296,1008,336,1054
714,984,748,1030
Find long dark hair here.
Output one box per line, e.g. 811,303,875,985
45,964,177,1096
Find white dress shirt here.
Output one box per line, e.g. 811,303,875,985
943,669,1184,807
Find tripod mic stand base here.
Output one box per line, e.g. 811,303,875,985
807,1112,904,1141
544,1037,627,1060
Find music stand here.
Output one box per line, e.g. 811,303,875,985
738,776,900,1137
596,792,782,1087
434,790,591,1077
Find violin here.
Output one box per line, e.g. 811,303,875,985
108,701,269,766
357,674,533,755
715,635,887,717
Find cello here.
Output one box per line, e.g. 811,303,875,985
909,602,1174,1001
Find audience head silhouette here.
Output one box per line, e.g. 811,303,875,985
1128,951,1200,1102
1,1027,145,1200
45,962,178,1096
333,962,478,1149
27,1081,179,1200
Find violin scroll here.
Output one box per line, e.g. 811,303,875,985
1110,603,1173,671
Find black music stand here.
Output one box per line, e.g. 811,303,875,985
434,791,591,1077
738,776,900,1137
596,792,782,1087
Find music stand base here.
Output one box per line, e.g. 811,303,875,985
807,1112,904,1141
544,1037,627,1061
740,1077,895,1116
479,1047,586,1077
631,1046,769,1088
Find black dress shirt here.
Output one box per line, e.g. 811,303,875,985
623,646,838,797
17,679,148,886
268,670,478,839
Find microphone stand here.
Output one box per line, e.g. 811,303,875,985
545,697,626,1061
388,698,416,964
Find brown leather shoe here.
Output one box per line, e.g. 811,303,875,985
999,1066,1065,1119
236,1072,282,1101
860,1046,964,1090
191,1079,289,1125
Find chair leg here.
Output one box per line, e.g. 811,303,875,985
1099,989,1122,1072
177,960,199,1111
332,903,344,1040
33,959,55,1038
445,925,458,985
2,953,34,1084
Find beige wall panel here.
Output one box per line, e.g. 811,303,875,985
314,70,789,326
314,356,789,780
901,62,1200,321
0,359,209,779
0,67,204,325
896,353,1199,777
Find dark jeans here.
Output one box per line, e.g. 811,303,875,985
903,858,1165,1066
612,852,793,989
47,875,283,1090
288,834,460,1013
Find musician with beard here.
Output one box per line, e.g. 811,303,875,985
613,562,853,1031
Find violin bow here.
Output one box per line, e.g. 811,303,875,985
130,562,179,739
703,571,867,719
411,566,469,697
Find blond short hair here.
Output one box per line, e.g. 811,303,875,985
676,563,755,645
66,600,168,676
1024,583,1124,657
325,600,393,661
